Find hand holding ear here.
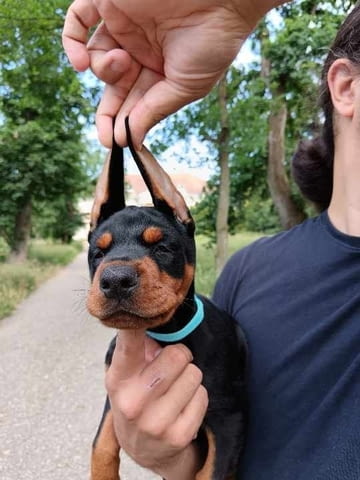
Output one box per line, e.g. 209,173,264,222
62,0,284,148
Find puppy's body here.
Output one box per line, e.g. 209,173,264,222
88,120,247,479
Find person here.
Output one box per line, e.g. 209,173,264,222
63,1,360,479
62,0,286,149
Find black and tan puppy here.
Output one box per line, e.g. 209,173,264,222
87,119,247,480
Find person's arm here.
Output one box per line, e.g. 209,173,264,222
105,330,208,479
62,0,291,148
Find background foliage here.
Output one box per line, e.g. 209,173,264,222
0,0,97,258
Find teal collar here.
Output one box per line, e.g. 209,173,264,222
146,295,204,343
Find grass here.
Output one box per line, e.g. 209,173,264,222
195,231,264,296
0,240,83,320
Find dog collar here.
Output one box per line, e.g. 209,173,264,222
146,295,204,343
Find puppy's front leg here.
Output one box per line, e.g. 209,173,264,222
91,396,120,480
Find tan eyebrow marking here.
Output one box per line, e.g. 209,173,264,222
142,227,163,244
96,232,113,250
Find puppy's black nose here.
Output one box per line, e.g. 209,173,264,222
100,265,138,299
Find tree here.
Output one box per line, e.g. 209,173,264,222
259,1,351,228
0,0,92,260
151,1,353,273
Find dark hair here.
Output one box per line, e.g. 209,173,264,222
292,1,360,210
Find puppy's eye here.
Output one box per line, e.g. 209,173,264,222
154,244,171,255
94,250,105,261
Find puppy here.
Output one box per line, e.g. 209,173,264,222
87,119,247,480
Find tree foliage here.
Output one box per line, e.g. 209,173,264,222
151,1,354,241
0,0,93,257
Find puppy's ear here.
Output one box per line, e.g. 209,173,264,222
89,140,126,233
125,118,195,236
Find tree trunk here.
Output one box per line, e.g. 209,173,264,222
9,199,32,263
215,73,230,276
267,101,306,229
259,21,306,230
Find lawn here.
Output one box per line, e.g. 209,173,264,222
195,231,264,296
0,241,83,319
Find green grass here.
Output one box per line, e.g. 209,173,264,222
195,231,263,296
28,240,83,265
0,240,83,319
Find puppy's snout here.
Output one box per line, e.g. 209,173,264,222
100,265,138,299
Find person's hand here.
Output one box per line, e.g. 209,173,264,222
105,330,208,479
62,0,285,148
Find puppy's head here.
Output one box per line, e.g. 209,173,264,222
87,120,195,330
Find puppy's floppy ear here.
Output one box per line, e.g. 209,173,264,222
89,139,126,233
125,117,195,236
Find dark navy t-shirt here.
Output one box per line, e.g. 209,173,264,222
213,211,360,480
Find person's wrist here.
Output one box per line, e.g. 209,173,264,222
230,0,287,30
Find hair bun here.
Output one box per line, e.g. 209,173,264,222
292,136,333,211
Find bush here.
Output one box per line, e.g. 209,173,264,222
28,241,83,265
0,237,11,262
0,264,37,318
242,196,280,233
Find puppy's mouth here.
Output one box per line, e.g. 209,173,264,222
97,302,178,330
87,259,194,330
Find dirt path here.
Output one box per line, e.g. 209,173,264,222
0,252,159,480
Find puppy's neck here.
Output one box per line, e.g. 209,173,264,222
147,283,197,337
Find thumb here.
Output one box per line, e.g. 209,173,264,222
110,330,162,381
116,76,204,148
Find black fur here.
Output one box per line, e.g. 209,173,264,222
88,120,247,479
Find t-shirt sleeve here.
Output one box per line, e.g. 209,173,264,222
212,243,254,315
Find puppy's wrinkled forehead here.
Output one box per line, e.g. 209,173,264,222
94,207,178,242
91,206,195,265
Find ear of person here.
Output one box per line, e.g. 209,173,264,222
327,58,358,118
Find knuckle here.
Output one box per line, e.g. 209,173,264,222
198,385,209,409
167,430,192,451
104,368,118,395
116,395,141,421
163,344,192,366
185,364,203,388
140,417,166,439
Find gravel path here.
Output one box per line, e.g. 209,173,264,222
0,252,160,480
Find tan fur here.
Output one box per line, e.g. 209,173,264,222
91,410,120,480
87,258,194,329
142,226,163,244
196,428,216,480
96,232,113,250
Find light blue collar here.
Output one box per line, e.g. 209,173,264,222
146,295,204,343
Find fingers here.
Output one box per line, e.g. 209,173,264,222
108,330,148,381
96,70,199,148
167,384,208,447
87,22,133,84
107,343,194,419
95,62,143,147
62,0,101,71
126,78,201,148
140,363,206,437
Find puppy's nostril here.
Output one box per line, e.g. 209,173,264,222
100,278,110,291
100,265,138,299
120,276,136,289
